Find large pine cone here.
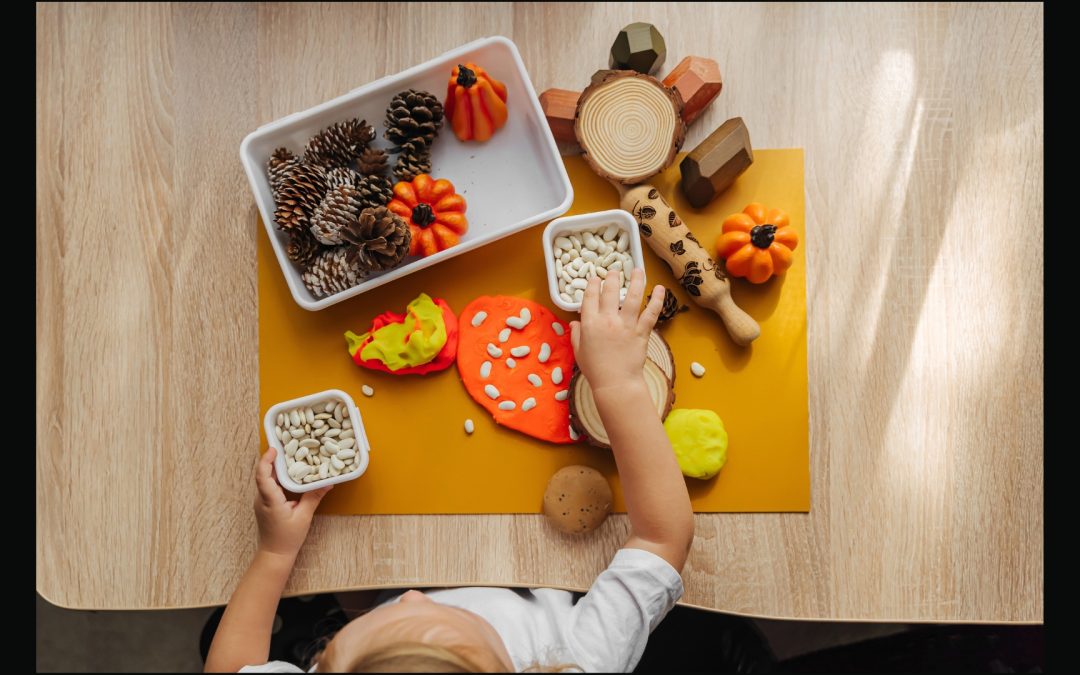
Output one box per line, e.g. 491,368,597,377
325,166,361,190
392,137,432,183
384,89,444,148
304,118,375,169
309,185,364,245
341,206,411,272
354,174,394,210
357,147,388,176
301,246,366,299
268,147,300,192
273,163,328,232
285,228,322,271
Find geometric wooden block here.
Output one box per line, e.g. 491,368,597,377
539,88,581,144
608,22,666,75
679,117,753,208
662,56,723,126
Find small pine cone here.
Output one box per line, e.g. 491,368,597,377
325,166,361,190
301,246,367,299
384,89,444,147
648,287,689,326
268,147,300,192
354,174,394,210
341,206,411,272
356,147,388,176
273,163,328,232
303,118,375,169
309,185,364,245
392,138,432,183
285,228,322,271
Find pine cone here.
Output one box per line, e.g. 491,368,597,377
309,185,364,245
301,246,367,299
392,138,432,183
341,206,411,272
304,118,375,169
325,166,361,190
273,163,328,232
285,228,322,271
357,147,388,176
354,174,394,210
384,89,444,148
268,147,300,192
648,287,689,326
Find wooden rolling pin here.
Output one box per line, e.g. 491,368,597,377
616,183,760,346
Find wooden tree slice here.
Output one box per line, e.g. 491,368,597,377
646,329,675,382
574,70,686,185
569,359,675,448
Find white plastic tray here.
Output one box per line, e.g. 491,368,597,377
240,36,573,311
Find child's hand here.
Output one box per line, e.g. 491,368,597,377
570,269,666,394
253,447,332,558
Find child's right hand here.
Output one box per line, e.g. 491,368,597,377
570,269,666,395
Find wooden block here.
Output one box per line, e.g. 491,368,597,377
608,22,666,75
679,117,753,208
539,88,581,144
662,56,723,125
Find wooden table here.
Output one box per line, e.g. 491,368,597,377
36,3,1043,621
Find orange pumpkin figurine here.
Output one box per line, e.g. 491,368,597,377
387,174,468,257
716,203,799,284
445,62,508,142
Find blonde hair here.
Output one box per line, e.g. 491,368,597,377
318,640,491,672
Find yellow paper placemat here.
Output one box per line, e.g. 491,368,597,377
259,150,809,513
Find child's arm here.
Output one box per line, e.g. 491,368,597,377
204,448,331,673
570,271,695,572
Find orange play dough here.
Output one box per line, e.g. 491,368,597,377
458,296,576,444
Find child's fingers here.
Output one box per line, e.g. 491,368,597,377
598,271,621,314
297,484,332,518
255,447,285,505
621,269,646,322
637,284,666,334
581,274,601,316
569,320,581,353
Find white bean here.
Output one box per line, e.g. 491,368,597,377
484,384,500,400
551,367,563,385
510,346,530,357
295,446,310,461
480,360,492,378
570,278,588,290
595,266,607,279
464,419,475,434
617,230,629,251
331,456,345,470
336,448,356,460
527,373,543,387
276,413,284,428
555,389,569,401
538,342,551,363
560,252,571,264
506,316,526,329
319,462,330,478
581,250,598,263
554,236,572,250
690,362,706,377
551,322,565,336
560,292,573,303
498,328,511,343
470,310,488,327
289,410,301,427
498,400,516,411
361,384,374,397
487,343,503,358
506,357,517,368
569,424,580,441
521,397,537,412
337,438,355,449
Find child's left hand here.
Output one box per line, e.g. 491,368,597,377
254,447,332,558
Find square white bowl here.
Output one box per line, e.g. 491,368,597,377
240,36,573,311
263,389,371,493
542,209,646,312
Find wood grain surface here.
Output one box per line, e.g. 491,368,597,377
36,2,1044,621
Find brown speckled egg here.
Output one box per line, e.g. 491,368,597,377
543,465,613,535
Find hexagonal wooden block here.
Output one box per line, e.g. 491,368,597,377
539,88,581,144
662,56,723,125
679,117,753,208
608,22,666,75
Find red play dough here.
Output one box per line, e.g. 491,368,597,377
349,298,459,375
457,296,576,444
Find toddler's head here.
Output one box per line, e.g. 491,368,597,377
316,590,514,672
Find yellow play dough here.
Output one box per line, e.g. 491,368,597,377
664,409,728,479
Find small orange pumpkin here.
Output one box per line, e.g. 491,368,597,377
387,175,468,258
716,203,798,284
445,62,508,142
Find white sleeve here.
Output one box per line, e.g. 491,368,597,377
564,547,684,672
237,661,307,673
